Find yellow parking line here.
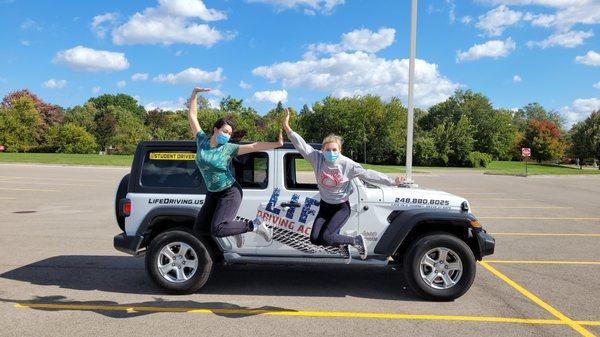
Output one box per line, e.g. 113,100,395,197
486,260,600,265
10,303,563,324
0,197,16,200
14,303,600,328
0,180,94,187
476,206,573,209
479,261,595,337
0,187,58,192
473,198,533,201
489,232,600,237
480,216,600,220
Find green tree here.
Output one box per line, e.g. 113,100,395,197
45,123,98,154
88,94,146,122
0,96,42,152
63,102,97,135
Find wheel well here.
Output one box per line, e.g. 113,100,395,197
393,221,480,263
141,215,223,263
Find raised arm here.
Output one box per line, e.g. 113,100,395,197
349,161,405,186
237,130,284,156
188,87,210,137
283,108,316,159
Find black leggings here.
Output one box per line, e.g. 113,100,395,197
193,183,251,238
310,200,354,247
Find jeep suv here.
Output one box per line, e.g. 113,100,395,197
114,140,495,301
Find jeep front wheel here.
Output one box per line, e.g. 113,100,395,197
145,228,214,294
403,232,476,301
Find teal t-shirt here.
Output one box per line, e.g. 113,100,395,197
195,130,240,192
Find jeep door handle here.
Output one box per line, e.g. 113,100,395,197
280,201,301,208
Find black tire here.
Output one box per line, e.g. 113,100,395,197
145,227,214,294
402,232,476,301
115,174,129,231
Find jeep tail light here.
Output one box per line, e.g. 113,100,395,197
470,220,481,228
120,198,131,217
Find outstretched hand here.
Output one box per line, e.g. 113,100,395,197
395,176,406,186
283,108,291,132
192,87,211,94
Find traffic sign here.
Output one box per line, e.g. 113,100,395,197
521,147,531,157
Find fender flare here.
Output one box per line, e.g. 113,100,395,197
135,206,201,237
374,209,477,256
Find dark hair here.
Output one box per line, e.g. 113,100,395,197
213,117,246,143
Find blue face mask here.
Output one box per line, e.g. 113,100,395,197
216,132,230,145
324,150,339,162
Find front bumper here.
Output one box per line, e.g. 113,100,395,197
114,232,144,255
474,228,495,257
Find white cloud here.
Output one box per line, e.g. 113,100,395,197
42,79,67,89
144,97,187,111
247,0,345,14
111,0,231,46
562,97,600,126
527,30,593,48
20,18,41,31
91,12,117,38
513,74,522,82
53,46,129,72
239,80,252,89
20,40,30,46
476,5,523,36
92,86,101,94
306,28,395,57
456,38,516,62
253,52,459,107
153,67,224,84
117,80,127,88
251,89,288,103
484,0,600,31
461,15,473,24
594,81,600,89
575,50,600,66
157,0,227,21
131,72,149,81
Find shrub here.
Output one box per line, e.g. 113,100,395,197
467,151,492,168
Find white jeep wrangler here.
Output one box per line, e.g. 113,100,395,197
114,140,495,301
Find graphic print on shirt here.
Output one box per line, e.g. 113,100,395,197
320,167,345,189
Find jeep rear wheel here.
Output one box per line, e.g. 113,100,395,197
145,228,214,294
403,232,475,301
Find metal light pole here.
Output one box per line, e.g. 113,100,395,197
405,0,418,186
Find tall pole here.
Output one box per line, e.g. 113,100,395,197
405,0,418,185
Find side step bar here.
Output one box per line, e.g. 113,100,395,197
223,253,390,266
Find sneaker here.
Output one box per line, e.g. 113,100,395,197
253,217,273,242
233,234,243,248
339,245,352,264
353,234,368,260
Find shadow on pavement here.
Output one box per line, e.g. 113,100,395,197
0,255,422,301
0,295,296,318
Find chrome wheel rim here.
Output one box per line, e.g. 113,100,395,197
419,247,463,290
157,242,198,283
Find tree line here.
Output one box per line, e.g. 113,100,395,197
1,88,599,168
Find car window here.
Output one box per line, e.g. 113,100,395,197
141,151,203,189
284,153,318,190
232,152,269,189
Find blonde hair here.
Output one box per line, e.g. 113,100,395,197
322,134,343,150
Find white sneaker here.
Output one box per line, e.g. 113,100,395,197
233,234,243,248
253,217,273,242
339,245,352,264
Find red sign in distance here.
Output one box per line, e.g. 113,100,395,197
522,147,531,157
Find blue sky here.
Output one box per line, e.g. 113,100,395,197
1,0,599,127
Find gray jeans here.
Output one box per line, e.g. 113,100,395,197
194,182,251,238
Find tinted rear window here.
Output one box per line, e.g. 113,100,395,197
141,151,203,189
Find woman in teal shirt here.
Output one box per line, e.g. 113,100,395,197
189,87,282,248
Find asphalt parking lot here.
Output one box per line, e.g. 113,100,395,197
0,163,599,337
